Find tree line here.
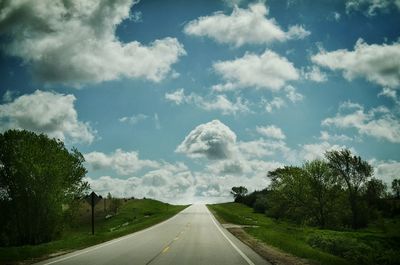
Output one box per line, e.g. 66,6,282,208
0,130,89,246
232,149,400,229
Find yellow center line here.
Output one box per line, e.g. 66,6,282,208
162,246,170,253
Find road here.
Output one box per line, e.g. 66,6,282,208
36,204,270,265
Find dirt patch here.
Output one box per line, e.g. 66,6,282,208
227,227,314,265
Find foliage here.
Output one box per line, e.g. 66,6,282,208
0,130,89,246
0,198,188,263
325,149,373,228
209,202,400,265
393,179,400,199
230,186,248,202
235,149,396,229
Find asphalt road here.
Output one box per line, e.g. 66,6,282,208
36,204,270,265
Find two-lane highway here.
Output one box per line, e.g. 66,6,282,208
36,205,269,265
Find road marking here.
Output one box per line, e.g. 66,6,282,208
40,206,190,265
207,207,255,265
162,246,170,253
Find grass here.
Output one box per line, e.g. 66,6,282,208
208,202,400,265
0,199,188,264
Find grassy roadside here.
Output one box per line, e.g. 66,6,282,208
208,202,400,265
0,199,188,265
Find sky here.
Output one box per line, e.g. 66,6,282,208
0,0,400,203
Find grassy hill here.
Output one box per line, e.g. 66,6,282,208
208,202,400,265
0,198,188,264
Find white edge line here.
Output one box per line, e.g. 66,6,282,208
41,206,190,265
206,207,255,265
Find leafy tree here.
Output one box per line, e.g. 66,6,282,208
0,130,89,246
267,166,309,222
392,179,400,199
325,149,373,229
231,186,248,203
303,160,341,228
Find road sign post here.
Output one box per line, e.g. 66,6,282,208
85,191,101,235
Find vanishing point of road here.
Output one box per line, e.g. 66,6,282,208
36,204,270,265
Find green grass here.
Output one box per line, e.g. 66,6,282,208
0,199,188,264
208,202,400,265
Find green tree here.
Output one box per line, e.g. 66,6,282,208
303,160,341,228
0,130,89,246
392,179,400,199
325,149,373,229
231,186,248,203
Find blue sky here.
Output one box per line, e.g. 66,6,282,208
1,0,400,203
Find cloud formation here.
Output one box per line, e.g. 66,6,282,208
212,50,299,91
0,0,185,84
165,89,250,115
184,3,310,47
176,120,237,160
322,101,400,143
0,90,95,143
256,125,286,140
84,149,160,175
345,0,400,16
312,39,400,88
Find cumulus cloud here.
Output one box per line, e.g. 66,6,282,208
212,50,299,92
183,3,310,47
285,85,304,102
345,0,400,16
0,90,95,143
119,114,148,125
0,0,185,84
256,125,286,140
262,97,286,112
322,101,400,143
297,141,348,162
312,39,400,88
319,131,353,142
176,120,237,160
84,149,160,175
302,66,328,83
165,89,250,115
371,159,400,185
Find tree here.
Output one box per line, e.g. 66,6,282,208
231,186,248,202
392,179,400,199
0,130,89,246
303,160,341,228
325,149,373,229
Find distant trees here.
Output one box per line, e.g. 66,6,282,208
393,179,400,199
325,149,373,229
107,192,122,214
231,186,248,203
0,130,89,246
233,149,395,230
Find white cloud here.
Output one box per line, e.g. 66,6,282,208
298,141,348,162
165,89,250,115
371,159,400,185
84,149,160,175
183,3,310,47
285,85,304,102
0,0,185,85
2,90,15,102
345,0,400,16
154,113,161,130
302,66,328,83
213,50,299,92
0,90,95,143
322,101,400,143
119,114,148,125
176,120,237,160
312,39,400,88
263,97,286,112
165,89,185,105
319,131,353,142
256,125,286,140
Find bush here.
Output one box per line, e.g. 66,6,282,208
307,234,400,265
